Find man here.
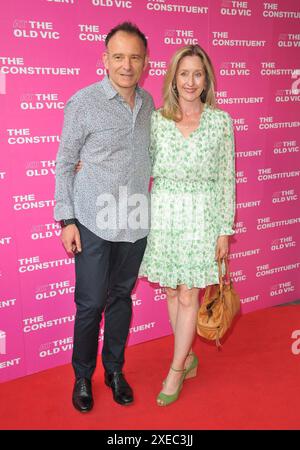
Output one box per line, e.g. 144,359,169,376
54,22,154,411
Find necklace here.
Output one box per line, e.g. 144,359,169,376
180,104,205,126
175,104,205,135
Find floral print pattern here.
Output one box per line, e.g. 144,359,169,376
139,105,236,289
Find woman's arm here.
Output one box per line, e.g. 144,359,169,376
215,113,236,260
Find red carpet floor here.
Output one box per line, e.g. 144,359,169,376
0,304,300,430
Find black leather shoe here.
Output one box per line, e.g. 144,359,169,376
72,377,94,412
105,372,133,405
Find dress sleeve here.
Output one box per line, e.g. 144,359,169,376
149,110,158,167
217,113,236,236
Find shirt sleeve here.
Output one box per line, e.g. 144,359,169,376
217,112,236,236
54,97,86,221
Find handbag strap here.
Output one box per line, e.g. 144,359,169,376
217,257,230,290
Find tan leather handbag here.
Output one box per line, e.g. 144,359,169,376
197,258,240,347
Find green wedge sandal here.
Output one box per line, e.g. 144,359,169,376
184,353,199,380
162,353,198,386
157,367,187,407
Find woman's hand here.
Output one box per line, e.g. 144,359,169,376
215,235,229,260
74,160,83,173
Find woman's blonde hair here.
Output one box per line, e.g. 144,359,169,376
161,45,216,121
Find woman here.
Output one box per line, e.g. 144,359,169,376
139,44,236,406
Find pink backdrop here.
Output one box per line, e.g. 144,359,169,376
0,0,300,383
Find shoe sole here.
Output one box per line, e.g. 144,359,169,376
72,400,94,413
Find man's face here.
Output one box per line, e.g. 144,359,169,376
103,31,148,92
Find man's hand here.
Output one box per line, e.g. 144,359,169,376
74,160,83,173
215,235,229,260
61,224,82,255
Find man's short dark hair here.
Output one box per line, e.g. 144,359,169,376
105,22,147,50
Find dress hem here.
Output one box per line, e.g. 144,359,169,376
138,274,217,290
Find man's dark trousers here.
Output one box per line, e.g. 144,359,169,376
72,222,147,379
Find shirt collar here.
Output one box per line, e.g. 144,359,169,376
101,75,142,100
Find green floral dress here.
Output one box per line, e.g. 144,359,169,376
139,104,236,289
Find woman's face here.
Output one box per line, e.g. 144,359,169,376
175,55,206,103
